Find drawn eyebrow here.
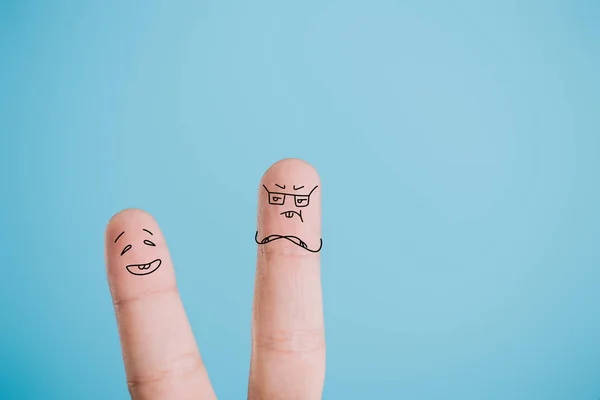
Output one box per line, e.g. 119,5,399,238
114,231,125,243
308,185,319,195
275,184,286,189
143,229,153,235
293,185,304,190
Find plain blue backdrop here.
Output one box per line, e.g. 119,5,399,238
1,1,599,399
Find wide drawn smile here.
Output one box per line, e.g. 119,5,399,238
126,259,162,276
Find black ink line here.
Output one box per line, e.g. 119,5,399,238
120,244,132,256
143,229,153,235
263,185,318,197
143,240,156,247
126,258,162,276
263,185,319,207
114,231,125,243
275,184,286,189
293,185,304,190
280,210,303,223
255,231,322,253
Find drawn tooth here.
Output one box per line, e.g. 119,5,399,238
138,265,143,270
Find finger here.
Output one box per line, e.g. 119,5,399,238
249,159,326,400
105,209,216,400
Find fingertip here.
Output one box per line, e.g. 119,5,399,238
260,158,321,187
104,208,167,281
256,158,322,255
106,208,157,242
107,208,155,228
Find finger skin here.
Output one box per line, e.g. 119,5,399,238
249,159,326,400
105,209,216,400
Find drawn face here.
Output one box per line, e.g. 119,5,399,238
114,229,162,276
255,183,322,253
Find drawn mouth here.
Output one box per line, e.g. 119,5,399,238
255,231,322,253
280,210,303,222
126,259,162,276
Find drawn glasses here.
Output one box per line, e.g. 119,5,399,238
262,185,318,208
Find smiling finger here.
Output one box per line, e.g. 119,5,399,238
105,209,216,400
249,159,325,400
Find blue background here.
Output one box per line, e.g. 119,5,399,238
1,1,599,399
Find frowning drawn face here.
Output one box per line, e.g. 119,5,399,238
255,183,322,253
114,229,162,276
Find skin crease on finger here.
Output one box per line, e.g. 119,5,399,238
249,159,326,400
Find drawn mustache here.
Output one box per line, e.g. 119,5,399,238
255,231,322,253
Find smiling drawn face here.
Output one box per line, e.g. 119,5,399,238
115,229,162,276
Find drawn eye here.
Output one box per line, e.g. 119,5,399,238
120,244,132,256
144,240,156,247
295,195,309,207
269,193,285,205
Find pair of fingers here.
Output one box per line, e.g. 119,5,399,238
104,159,325,399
